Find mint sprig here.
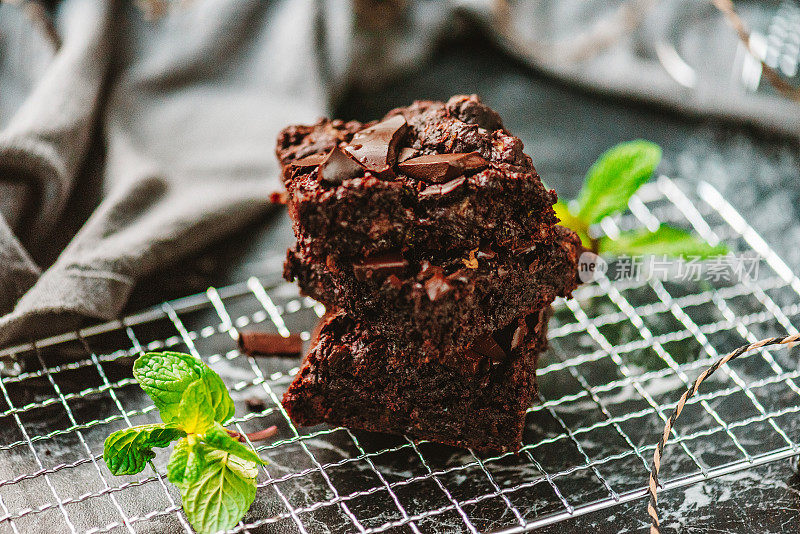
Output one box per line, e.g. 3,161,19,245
600,226,728,259
555,140,727,258
104,352,265,534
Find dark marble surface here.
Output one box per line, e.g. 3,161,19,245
84,30,800,534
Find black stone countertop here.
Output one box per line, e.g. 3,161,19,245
125,34,800,534
337,40,800,534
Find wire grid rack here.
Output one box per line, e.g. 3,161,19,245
0,176,798,534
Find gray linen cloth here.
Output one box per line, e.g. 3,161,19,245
0,0,797,350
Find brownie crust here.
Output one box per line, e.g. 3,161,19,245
276,95,559,260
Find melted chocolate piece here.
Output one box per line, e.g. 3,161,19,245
397,147,418,163
289,153,327,167
344,115,407,177
418,176,466,199
398,152,488,183
470,334,507,362
353,251,408,281
319,146,365,183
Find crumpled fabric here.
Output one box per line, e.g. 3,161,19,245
0,0,796,350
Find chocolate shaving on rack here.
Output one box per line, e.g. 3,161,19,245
238,331,303,357
647,332,800,534
344,115,408,177
226,426,278,443
245,397,267,411
398,152,488,183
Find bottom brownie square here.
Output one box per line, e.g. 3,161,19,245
282,309,549,453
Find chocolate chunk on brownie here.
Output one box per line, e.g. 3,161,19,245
275,95,559,260
284,226,580,368
282,309,549,453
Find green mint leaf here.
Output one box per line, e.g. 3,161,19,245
177,380,216,434
576,140,662,225
168,437,206,486
133,352,234,426
133,352,206,423
179,449,258,534
201,424,266,466
553,200,593,249
110,350,267,533
600,226,728,258
103,424,185,476
199,365,236,425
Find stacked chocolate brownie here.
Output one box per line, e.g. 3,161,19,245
278,95,580,453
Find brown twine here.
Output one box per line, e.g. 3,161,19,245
712,0,800,102
647,332,800,534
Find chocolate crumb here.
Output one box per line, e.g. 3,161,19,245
238,331,303,357
245,397,267,411
424,273,453,301
477,247,496,259
269,191,288,204
510,321,529,350
463,248,479,269
386,274,403,290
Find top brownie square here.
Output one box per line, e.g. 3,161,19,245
275,95,559,261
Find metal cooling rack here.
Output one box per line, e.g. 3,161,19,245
0,176,798,534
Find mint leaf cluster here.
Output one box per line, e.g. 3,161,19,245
555,140,727,258
104,352,264,534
